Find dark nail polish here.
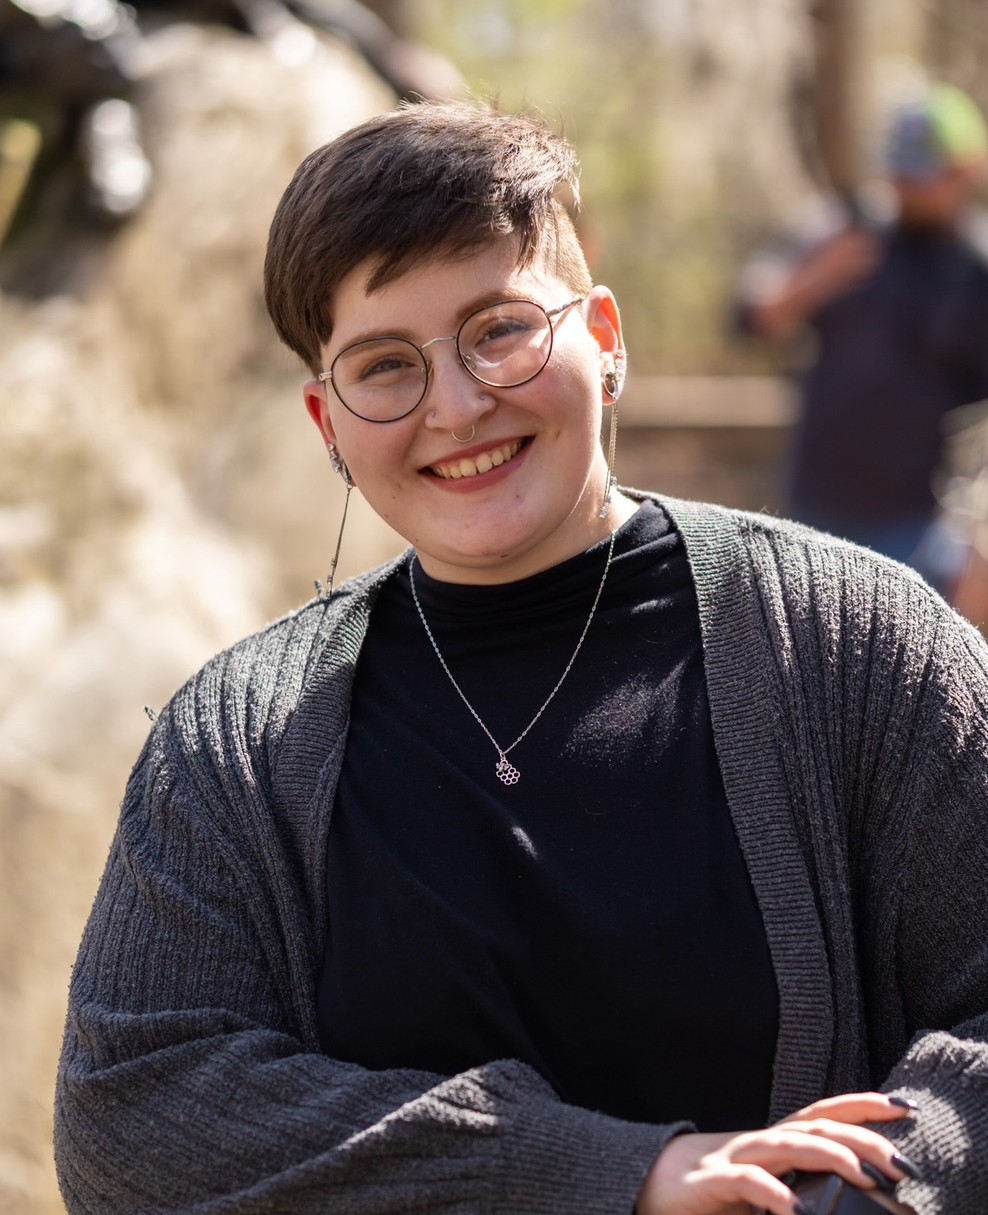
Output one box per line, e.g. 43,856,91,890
888,1095,920,1112
861,1162,897,1192
892,1152,922,1180
794,1202,815,1215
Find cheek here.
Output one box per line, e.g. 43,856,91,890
335,419,409,482
536,346,602,415
548,353,605,440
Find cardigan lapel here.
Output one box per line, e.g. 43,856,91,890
659,494,836,1121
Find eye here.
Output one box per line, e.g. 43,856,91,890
468,305,541,351
358,354,415,381
478,316,532,343
336,339,424,386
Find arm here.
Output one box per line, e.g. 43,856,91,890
634,1094,918,1215
737,225,880,342
859,613,988,1215
54,708,677,1215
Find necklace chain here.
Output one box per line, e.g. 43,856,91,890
408,529,617,785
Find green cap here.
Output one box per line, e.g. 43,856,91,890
885,84,988,179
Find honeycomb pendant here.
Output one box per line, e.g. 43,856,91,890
496,756,521,786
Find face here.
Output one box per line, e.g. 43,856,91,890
893,164,981,228
303,236,631,584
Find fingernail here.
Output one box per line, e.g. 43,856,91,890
888,1095,920,1112
892,1152,922,1180
861,1162,897,1193
794,1202,815,1215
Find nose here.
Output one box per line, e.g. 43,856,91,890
421,338,496,434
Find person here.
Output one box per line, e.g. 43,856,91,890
54,100,988,1215
737,83,988,594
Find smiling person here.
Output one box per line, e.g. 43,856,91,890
55,101,988,1215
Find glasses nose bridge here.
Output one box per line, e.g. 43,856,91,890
418,332,478,398
420,333,456,354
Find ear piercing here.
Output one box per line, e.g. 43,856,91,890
599,350,627,519
602,350,627,401
327,443,353,485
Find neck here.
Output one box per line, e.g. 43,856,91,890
415,491,639,586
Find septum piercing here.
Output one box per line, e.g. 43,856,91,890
451,425,476,443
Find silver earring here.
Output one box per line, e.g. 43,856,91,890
602,349,627,402
317,444,354,598
326,443,353,486
600,351,626,519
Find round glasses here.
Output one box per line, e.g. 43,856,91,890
318,297,584,423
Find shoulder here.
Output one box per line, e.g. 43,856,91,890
646,495,988,744
151,555,406,767
641,492,973,650
644,492,876,580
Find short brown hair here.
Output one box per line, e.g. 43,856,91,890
264,100,593,373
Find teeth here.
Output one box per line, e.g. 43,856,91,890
431,441,521,480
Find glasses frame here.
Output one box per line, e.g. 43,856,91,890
317,297,585,423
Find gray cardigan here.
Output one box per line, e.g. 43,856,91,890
55,497,988,1214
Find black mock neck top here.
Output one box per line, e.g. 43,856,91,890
317,502,778,1131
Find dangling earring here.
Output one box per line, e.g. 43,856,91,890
326,444,352,484
600,351,626,519
317,444,354,598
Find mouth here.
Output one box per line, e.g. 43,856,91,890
427,438,527,480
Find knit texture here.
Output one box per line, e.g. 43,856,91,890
55,496,988,1214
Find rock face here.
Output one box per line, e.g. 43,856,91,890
0,24,406,1214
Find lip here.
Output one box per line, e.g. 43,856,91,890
422,436,532,487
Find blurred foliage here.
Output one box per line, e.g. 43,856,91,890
415,0,795,374
413,0,988,378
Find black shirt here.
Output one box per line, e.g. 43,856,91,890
317,502,778,1131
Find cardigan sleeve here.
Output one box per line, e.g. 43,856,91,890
866,609,988,1215
54,700,683,1215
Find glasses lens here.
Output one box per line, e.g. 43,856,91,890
331,337,428,421
457,301,553,387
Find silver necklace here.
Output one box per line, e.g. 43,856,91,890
408,528,617,786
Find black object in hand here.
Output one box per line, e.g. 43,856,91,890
790,1173,907,1214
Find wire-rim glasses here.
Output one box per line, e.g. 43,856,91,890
318,297,584,423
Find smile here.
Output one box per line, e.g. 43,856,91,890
429,439,525,480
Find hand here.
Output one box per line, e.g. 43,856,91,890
635,1092,918,1215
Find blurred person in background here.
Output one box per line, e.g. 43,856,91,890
55,100,988,1215
737,84,988,595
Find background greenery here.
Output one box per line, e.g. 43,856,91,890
408,0,988,376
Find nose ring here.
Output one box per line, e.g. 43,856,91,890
451,425,476,443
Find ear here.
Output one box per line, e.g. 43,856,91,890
586,285,624,358
303,378,337,446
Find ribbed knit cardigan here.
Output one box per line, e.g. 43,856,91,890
55,496,988,1215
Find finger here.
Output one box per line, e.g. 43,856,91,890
734,1122,919,1193
685,1161,808,1215
792,1120,923,1190
780,1092,916,1126
729,1125,867,1182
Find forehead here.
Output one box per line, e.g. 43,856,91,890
327,237,566,346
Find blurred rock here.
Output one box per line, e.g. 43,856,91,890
0,22,406,1215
